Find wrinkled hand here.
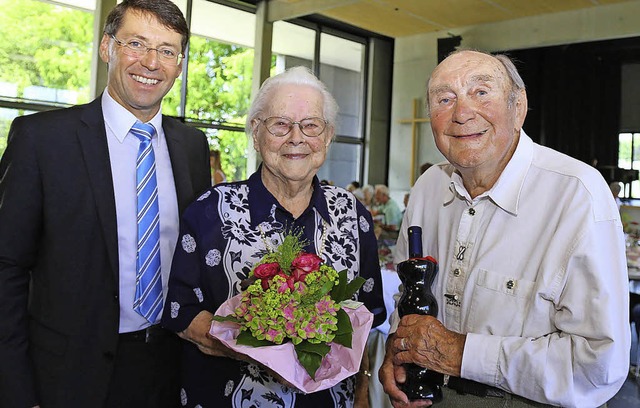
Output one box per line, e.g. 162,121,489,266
393,315,465,377
179,310,244,359
379,333,432,407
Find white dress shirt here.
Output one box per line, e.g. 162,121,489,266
102,90,179,331
392,131,630,407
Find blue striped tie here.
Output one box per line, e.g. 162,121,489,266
131,121,163,323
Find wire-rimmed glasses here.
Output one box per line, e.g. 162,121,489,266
259,116,328,137
110,35,183,66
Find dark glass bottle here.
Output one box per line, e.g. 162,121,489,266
397,226,444,403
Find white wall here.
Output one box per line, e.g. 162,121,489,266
389,1,640,200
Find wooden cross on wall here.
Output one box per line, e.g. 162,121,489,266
399,98,430,185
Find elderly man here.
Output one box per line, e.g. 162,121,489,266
380,50,629,407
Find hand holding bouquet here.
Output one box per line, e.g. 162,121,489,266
211,227,373,392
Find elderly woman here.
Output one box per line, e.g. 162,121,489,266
162,66,385,408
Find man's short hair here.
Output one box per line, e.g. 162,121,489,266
103,0,190,54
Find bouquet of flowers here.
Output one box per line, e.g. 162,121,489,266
210,227,373,392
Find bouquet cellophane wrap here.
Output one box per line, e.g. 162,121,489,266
209,294,374,393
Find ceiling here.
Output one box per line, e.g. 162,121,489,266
266,0,634,38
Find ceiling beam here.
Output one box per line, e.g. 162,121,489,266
267,0,359,22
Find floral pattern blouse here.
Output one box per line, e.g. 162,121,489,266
162,169,385,408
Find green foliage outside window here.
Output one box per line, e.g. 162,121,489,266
0,0,93,103
162,36,268,181
0,0,93,159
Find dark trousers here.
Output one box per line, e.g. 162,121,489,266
105,327,182,408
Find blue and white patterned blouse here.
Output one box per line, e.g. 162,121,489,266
162,168,385,408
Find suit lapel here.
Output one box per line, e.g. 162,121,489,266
163,117,194,214
77,97,119,279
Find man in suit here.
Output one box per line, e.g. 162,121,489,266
0,1,210,407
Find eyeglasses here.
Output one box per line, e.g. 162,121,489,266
110,35,183,66
259,116,328,137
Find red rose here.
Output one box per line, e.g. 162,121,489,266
253,262,281,290
254,262,281,279
291,252,323,282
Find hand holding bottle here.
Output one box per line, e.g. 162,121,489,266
392,314,466,378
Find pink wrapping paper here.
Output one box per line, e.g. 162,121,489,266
209,294,374,394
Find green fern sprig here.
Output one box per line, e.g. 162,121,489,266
274,226,309,273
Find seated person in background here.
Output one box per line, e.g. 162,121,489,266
372,184,403,231
362,184,375,210
352,187,366,204
346,180,360,192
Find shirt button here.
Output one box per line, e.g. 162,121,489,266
506,280,515,290
468,208,475,216
453,268,461,276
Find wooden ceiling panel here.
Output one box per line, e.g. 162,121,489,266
389,0,517,28
320,1,441,38
312,0,635,38
480,0,618,16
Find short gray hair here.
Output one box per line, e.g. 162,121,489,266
246,66,339,138
374,184,390,197
494,54,526,108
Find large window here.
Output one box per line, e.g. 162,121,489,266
0,0,93,105
271,22,367,188
170,0,260,181
0,0,94,158
619,132,640,198
0,0,372,184
318,32,365,188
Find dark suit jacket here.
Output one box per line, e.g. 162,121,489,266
0,97,211,407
